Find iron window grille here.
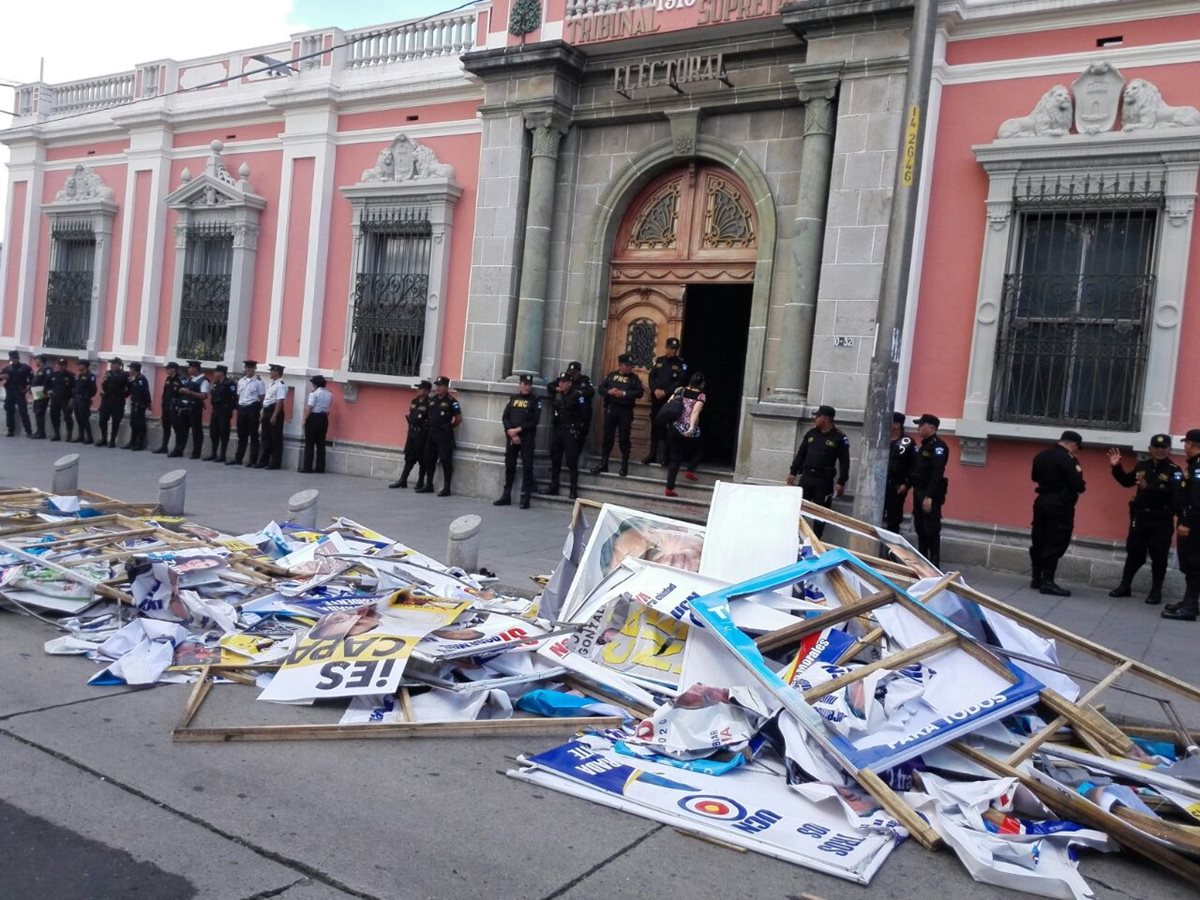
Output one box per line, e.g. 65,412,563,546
348,207,432,377
625,317,657,369
177,222,233,360
44,219,95,350
989,172,1163,431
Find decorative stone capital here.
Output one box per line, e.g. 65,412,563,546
173,222,189,248
802,97,836,138
530,123,563,160
230,222,260,251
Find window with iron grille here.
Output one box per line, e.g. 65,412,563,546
177,223,233,360
44,220,95,350
989,173,1163,431
348,207,432,377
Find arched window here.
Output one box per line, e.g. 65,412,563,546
625,317,657,368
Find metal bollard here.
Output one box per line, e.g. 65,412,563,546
446,514,482,573
52,454,80,495
288,489,319,529
158,469,187,516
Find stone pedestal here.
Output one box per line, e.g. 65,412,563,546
446,513,482,573
157,469,187,516
288,488,319,529
52,454,80,495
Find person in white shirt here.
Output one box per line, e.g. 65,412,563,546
230,359,266,466
301,375,333,473
255,364,288,469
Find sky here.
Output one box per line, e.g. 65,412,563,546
0,0,467,226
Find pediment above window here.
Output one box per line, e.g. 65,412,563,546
166,139,266,211
43,164,116,219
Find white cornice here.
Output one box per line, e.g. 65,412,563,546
940,0,1194,39
940,38,1200,84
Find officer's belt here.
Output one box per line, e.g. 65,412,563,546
801,468,835,477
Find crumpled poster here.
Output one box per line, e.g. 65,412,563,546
88,619,191,685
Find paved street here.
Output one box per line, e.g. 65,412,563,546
0,435,1196,900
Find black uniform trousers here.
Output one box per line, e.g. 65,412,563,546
189,407,204,458
666,429,703,490
1120,509,1174,589
1030,493,1076,581
5,393,32,436
502,436,536,499
1180,531,1200,598
128,404,148,450
72,398,93,444
912,489,944,568
399,428,428,485
97,399,123,445
799,471,835,539
258,405,284,469
600,405,634,462
32,395,48,437
302,413,328,473
883,480,907,533
209,408,233,460
157,406,176,453
647,397,667,462
233,404,261,464
49,397,72,440
423,427,455,488
548,426,582,495
171,404,195,455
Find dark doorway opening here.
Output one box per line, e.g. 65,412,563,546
680,283,752,468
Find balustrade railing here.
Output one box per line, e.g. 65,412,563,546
53,72,137,115
345,12,477,68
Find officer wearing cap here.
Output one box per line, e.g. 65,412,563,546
70,358,96,444
0,349,34,437
540,371,587,500
390,380,432,490
124,362,151,451
592,354,645,477
495,374,542,509
644,337,688,466
1106,435,1184,604
565,361,595,444
417,376,461,496
30,353,52,439
1030,431,1087,596
1163,429,1200,622
48,356,75,442
786,405,850,538
95,357,128,448
206,364,238,462
171,360,209,459
153,363,182,454
908,414,950,568
300,375,333,474
884,412,915,532
230,360,265,466
255,364,287,469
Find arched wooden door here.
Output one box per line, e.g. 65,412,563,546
603,163,758,459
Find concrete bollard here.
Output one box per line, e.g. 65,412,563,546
446,514,482,574
288,489,319,529
158,469,187,516
52,454,80,495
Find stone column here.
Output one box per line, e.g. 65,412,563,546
510,114,567,379
773,72,840,402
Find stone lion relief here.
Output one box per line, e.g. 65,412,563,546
362,134,454,183
997,85,1073,139
1122,78,1200,131
55,164,115,202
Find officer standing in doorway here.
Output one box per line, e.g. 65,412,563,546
153,362,181,454
592,354,644,477
230,360,265,466
786,405,850,539
124,362,151,451
418,376,461,497
206,365,237,462
255,364,287,470
390,380,431,490
96,358,128,448
644,337,687,466
1106,435,1183,604
1,350,34,437
1162,429,1200,622
908,414,950,568
1030,430,1087,597
495,374,542,509
884,412,915,532
539,372,586,500
48,357,75,442
71,358,96,445
31,353,52,439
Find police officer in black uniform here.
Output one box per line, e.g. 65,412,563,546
390,380,431,490
31,353,52,439
566,361,595,446
153,362,181,454
1030,430,1087,597
908,414,950,568
417,376,461,497
71,358,96,444
173,360,208,459
786,405,850,539
48,357,75,442
1163,429,1200,622
885,412,915,532
96,357,128,447
495,374,542,509
643,337,687,466
592,354,644,477
1,350,34,437
124,362,151,451
540,372,587,500
1107,434,1184,604
206,365,237,462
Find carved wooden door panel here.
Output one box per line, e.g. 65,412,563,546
600,285,684,457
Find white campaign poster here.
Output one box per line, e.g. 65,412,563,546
701,481,802,583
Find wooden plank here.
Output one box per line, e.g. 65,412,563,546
801,633,958,703
1040,686,1136,756
754,589,894,653
855,769,941,850
174,715,624,743
834,626,884,666
0,514,119,537
177,669,213,730
399,687,415,723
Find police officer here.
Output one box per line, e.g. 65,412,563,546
390,380,431,490
229,360,265,466
177,361,209,459
885,412,915,532
1030,430,1087,597
417,376,461,497
1107,434,1184,604
203,365,235,461
908,414,950,568
96,357,128,447
153,362,181,454
495,374,542,509
48,357,75,442
592,354,644,477
255,364,288,470
786,405,850,539
539,372,587,500
70,358,96,444
1162,429,1200,622
31,353,52,439
0,349,34,437
124,362,151,451
644,337,688,466
566,361,595,446
300,374,333,474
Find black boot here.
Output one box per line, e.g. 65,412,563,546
1161,591,1199,621
568,472,579,500
519,494,531,510
493,493,512,507
538,481,560,496
619,457,629,477
437,480,452,498
1039,566,1070,597
590,457,609,475
1109,581,1132,598
1146,571,1166,605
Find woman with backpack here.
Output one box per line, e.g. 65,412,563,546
664,372,706,497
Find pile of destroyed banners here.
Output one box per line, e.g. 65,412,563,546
2,482,1199,899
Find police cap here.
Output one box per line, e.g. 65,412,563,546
617,353,633,365
1149,433,1171,449
1059,429,1084,446
269,364,285,374
434,375,450,387
243,359,258,369
310,374,326,387
110,357,123,366
415,379,432,390
567,361,582,373
7,350,19,360
214,364,229,374
815,404,837,420
1185,429,1200,444
56,357,69,366
913,413,940,428
892,412,905,425
665,337,680,349
165,361,179,370
129,361,142,372
518,374,533,385
186,359,202,369
36,353,50,362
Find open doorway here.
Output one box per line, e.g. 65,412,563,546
681,283,752,468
